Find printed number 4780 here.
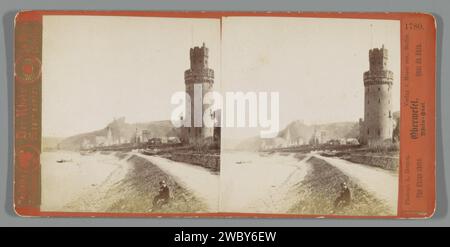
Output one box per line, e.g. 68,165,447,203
405,23,424,30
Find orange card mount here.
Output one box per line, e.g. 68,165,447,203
14,11,436,218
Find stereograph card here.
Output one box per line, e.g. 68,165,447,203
13,11,436,218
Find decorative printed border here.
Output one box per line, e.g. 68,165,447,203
14,12,42,216
13,11,436,218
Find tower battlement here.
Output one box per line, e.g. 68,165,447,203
189,43,209,70
185,43,214,84
364,45,393,86
369,45,389,72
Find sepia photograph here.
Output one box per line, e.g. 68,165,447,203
40,15,400,216
41,15,221,213
220,17,400,216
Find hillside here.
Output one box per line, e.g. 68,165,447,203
235,120,360,151
235,109,400,151
42,137,65,151
56,118,180,150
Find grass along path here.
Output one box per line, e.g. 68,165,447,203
65,153,207,213
317,154,398,213
289,156,392,216
136,153,220,212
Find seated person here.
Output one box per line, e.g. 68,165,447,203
334,182,351,208
152,180,170,208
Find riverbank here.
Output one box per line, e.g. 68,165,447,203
41,151,207,213
41,150,398,216
289,156,394,216
135,153,220,211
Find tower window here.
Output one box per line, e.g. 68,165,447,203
378,98,380,103
367,100,369,105
389,110,392,118
378,87,380,91
367,128,369,135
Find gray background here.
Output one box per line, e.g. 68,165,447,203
0,0,447,227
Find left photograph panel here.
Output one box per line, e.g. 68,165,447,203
40,15,221,213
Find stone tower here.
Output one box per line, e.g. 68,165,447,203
360,45,395,145
183,43,215,144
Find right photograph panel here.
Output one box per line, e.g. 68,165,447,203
219,17,401,216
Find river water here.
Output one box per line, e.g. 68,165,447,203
40,151,131,211
220,151,310,213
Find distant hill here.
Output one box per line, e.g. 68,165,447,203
235,120,360,151
234,110,400,151
42,137,65,151
56,118,180,150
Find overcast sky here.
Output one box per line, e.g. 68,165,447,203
42,15,399,139
42,15,221,137
221,17,400,139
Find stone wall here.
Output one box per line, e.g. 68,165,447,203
169,153,220,172
343,154,399,171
